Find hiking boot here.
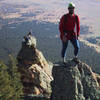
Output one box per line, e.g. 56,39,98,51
72,56,79,63
62,57,66,63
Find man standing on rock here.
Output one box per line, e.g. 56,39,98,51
59,2,80,63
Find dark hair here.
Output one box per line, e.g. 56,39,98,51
27,32,31,36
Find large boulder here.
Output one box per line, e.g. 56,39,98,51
50,60,100,100
17,34,53,97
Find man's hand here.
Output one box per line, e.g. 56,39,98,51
62,35,67,42
77,35,79,39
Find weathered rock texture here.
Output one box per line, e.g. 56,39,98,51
17,35,53,97
17,35,100,100
50,60,100,100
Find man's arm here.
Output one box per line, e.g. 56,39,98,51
76,15,80,37
59,15,65,40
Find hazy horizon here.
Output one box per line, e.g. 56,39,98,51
0,0,100,37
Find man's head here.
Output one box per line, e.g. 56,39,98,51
27,32,32,36
68,2,75,15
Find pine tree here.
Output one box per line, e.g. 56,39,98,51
7,55,23,100
0,61,14,100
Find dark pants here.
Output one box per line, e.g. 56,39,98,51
61,38,80,58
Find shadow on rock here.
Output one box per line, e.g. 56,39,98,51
23,96,49,100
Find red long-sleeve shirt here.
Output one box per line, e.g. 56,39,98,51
59,13,80,40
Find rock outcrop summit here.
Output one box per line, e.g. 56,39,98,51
17,34,100,100
51,60,100,100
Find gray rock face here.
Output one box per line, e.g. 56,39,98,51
50,60,100,100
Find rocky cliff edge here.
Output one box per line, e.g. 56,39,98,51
17,34,100,100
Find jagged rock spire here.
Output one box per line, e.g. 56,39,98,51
17,33,53,96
